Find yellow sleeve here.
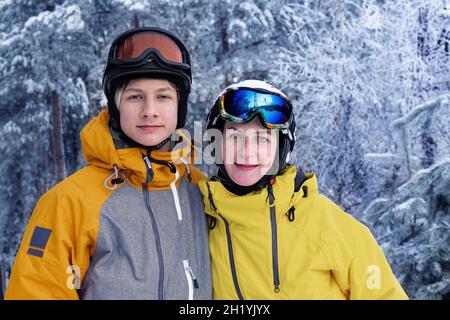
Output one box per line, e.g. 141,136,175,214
331,220,408,300
5,182,96,300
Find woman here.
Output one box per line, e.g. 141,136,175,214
6,27,212,300
199,79,408,299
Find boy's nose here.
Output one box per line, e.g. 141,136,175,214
141,99,159,118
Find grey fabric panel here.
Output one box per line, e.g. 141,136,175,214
80,177,212,300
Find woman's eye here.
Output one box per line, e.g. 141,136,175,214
158,95,172,100
229,134,242,142
257,136,269,143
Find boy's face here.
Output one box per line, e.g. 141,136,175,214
222,118,278,187
119,78,178,149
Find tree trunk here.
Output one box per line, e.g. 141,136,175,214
133,13,140,28
420,124,436,168
50,92,67,182
218,6,231,87
418,7,430,61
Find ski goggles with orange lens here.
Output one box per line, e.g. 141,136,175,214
109,30,190,70
218,89,293,129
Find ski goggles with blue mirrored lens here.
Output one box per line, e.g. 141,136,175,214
218,89,293,129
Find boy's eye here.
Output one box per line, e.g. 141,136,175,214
158,94,172,100
128,95,143,100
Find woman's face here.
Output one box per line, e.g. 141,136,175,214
222,118,278,187
119,78,178,148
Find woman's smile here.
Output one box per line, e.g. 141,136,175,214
234,163,260,171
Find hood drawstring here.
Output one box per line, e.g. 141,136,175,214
208,217,216,230
285,171,309,221
104,164,125,190
205,183,218,230
180,157,192,183
302,186,308,198
206,182,217,230
169,167,183,221
143,151,183,221
206,182,218,212
267,178,281,293
287,207,295,222
144,151,176,174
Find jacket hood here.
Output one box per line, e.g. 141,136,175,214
81,108,195,190
199,165,318,220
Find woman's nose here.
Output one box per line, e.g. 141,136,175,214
239,136,255,160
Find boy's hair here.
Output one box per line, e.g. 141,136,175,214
114,80,180,110
114,81,129,109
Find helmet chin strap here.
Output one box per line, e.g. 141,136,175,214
116,128,173,152
118,129,178,175
215,165,275,196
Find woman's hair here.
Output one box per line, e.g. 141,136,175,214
114,79,180,109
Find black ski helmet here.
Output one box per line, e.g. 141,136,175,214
102,27,192,148
206,80,297,195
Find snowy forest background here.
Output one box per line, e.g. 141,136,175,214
0,0,449,299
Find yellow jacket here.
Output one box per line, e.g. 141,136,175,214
6,108,212,300
198,166,408,300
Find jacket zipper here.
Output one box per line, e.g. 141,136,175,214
219,214,245,300
183,259,199,300
142,155,165,299
267,183,281,293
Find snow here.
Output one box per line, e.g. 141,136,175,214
0,0,13,10
395,197,426,211
66,5,84,30
443,4,450,17
398,160,450,196
114,0,146,11
363,4,383,30
391,94,450,129
23,79,45,94
364,152,400,162
24,9,53,29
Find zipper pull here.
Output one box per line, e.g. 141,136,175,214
143,155,154,183
267,179,276,206
193,278,199,289
188,266,199,289
185,261,199,289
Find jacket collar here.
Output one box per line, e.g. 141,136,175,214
81,108,194,190
200,165,318,221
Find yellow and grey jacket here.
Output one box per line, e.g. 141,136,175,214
198,166,408,300
6,108,212,300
